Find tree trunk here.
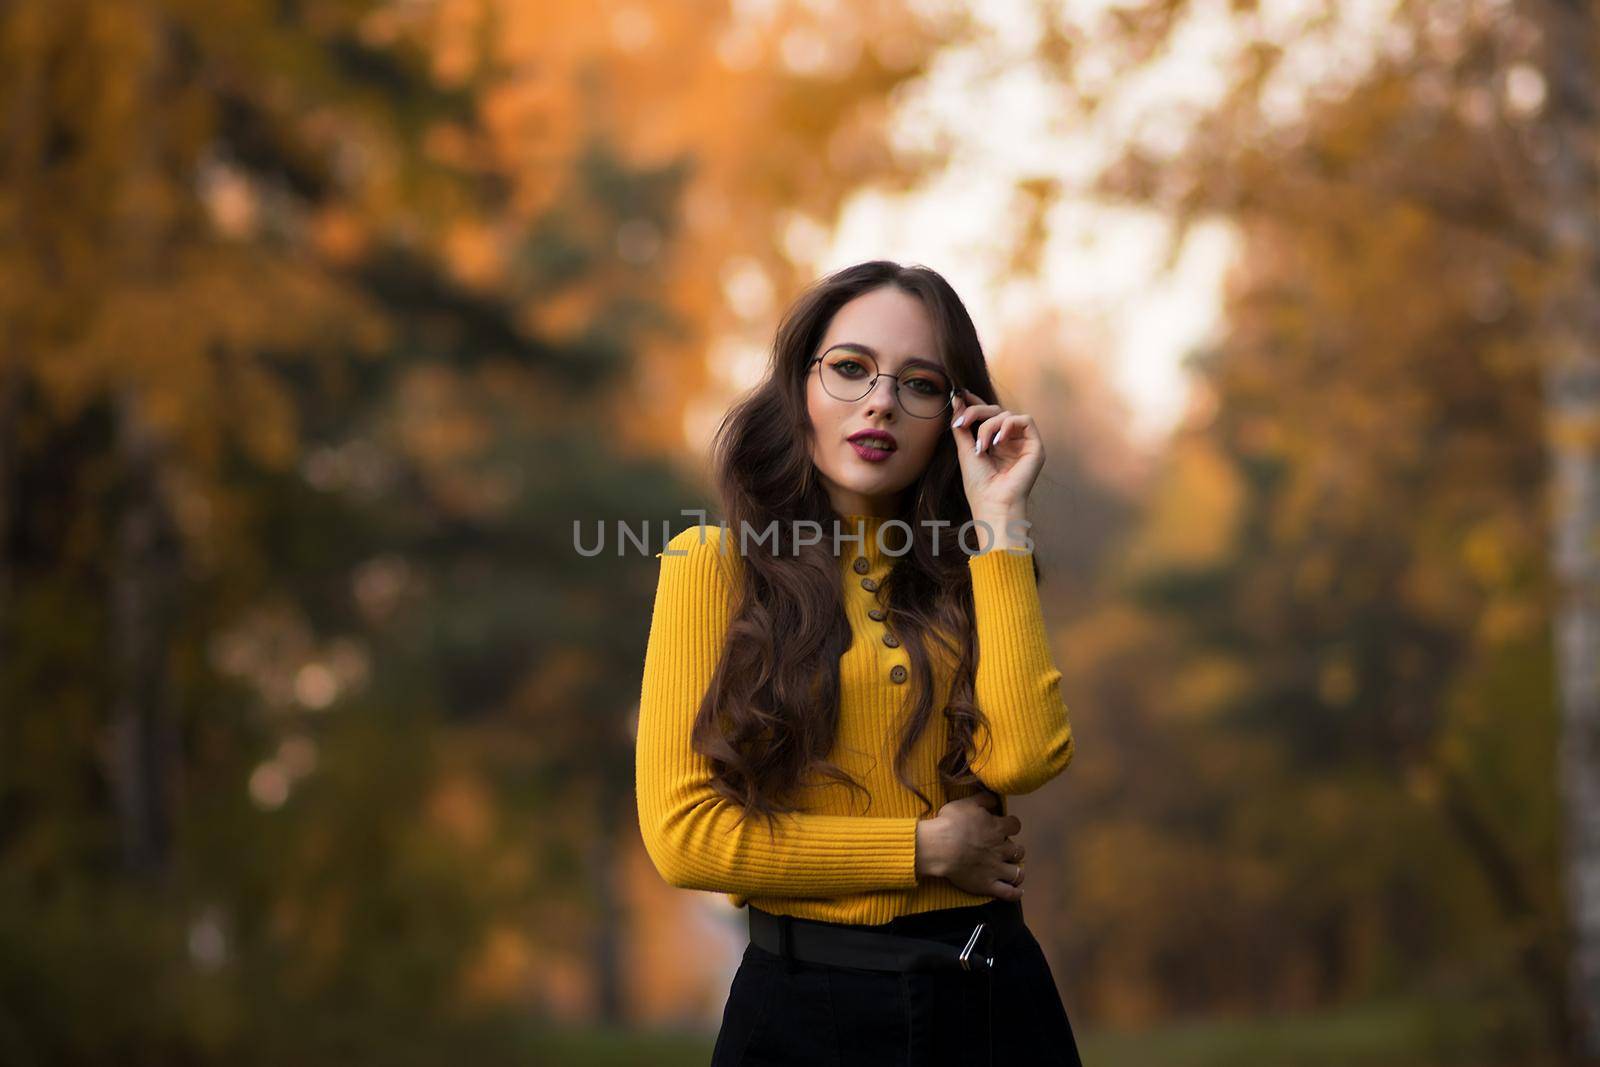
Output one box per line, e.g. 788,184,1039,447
1439,764,1574,1050
1531,0,1600,1060
0,367,15,824
106,390,181,879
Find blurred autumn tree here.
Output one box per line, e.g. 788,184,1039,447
0,0,961,1059
1016,0,1592,1059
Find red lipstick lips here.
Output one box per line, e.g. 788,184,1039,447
847,429,897,462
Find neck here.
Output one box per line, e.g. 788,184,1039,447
825,484,902,520
834,511,895,568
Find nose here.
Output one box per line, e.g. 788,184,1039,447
861,374,898,417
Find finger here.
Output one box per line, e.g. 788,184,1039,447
952,408,1002,437
972,791,999,810
973,412,1012,455
989,877,1023,901
990,412,1032,449
951,392,1001,431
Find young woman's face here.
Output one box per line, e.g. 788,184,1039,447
806,285,952,517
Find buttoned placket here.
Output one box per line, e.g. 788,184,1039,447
843,521,907,687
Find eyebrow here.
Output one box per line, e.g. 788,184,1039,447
819,342,948,376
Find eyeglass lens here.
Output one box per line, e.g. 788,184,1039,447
816,351,952,418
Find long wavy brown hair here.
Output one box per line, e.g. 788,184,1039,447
689,260,1044,838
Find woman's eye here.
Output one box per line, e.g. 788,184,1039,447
833,359,867,376
906,378,941,396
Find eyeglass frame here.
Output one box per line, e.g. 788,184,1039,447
805,353,959,419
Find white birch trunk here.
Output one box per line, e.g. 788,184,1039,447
1532,0,1600,1057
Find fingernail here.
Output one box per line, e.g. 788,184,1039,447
994,429,1004,445
954,415,965,428
973,439,980,455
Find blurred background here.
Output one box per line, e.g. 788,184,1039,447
3,0,1598,1063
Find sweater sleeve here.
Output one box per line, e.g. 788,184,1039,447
964,545,1076,795
635,524,922,897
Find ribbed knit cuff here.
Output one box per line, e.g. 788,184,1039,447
967,544,1038,603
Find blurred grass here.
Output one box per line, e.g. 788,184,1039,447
1072,997,1537,1067
520,994,1558,1067
523,1024,713,1066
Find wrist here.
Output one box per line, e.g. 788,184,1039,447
914,820,949,879
969,509,1031,553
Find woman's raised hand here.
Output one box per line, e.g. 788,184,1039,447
948,388,1045,527
914,790,1026,901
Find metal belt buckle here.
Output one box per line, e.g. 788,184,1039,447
958,921,994,972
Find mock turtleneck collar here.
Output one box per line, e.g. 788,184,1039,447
835,512,900,569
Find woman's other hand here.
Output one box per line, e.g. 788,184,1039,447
915,790,1026,901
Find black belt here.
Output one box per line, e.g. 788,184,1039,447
747,899,1023,974
746,900,1025,1066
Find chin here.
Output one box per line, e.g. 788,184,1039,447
838,474,906,497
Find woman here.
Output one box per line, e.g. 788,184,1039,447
636,260,1083,1065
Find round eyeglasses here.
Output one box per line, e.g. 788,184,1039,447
808,351,957,420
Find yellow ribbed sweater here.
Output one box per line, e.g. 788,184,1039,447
634,513,1075,925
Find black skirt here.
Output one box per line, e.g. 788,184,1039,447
710,898,1084,1067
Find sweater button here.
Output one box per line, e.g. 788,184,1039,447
882,633,900,648
860,577,879,592
852,557,870,574
868,608,886,622
889,665,907,684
